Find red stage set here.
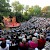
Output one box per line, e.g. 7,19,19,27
3,17,20,27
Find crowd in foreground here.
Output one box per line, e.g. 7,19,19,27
0,17,50,50
0,31,47,50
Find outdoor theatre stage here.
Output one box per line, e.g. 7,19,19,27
3,17,20,28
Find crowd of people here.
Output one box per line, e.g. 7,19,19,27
0,17,50,50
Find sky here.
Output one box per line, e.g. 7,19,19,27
9,0,50,8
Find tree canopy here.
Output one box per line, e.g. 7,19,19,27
42,6,50,17
0,0,11,16
12,1,24,13
0,0,50,23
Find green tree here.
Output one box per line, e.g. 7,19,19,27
28,6,34,16
23,5,30,21
23,12,30,21
33,5,41,16
0,15,3,23
12,1,32,21
15,12,24,22
42,6,50,17
24,5,29,12
0,0,11,16
12,1,24,13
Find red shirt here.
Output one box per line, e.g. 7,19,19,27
19,42,29,48
38,39,46,49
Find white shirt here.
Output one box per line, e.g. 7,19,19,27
6,40,11,47
34,33,39,37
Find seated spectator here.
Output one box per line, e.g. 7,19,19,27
19,38,29,50
38,35,46,50
6,38,11,47
0,40,9,50
9,39,18,50
34,32,39,38
29,37,38,50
